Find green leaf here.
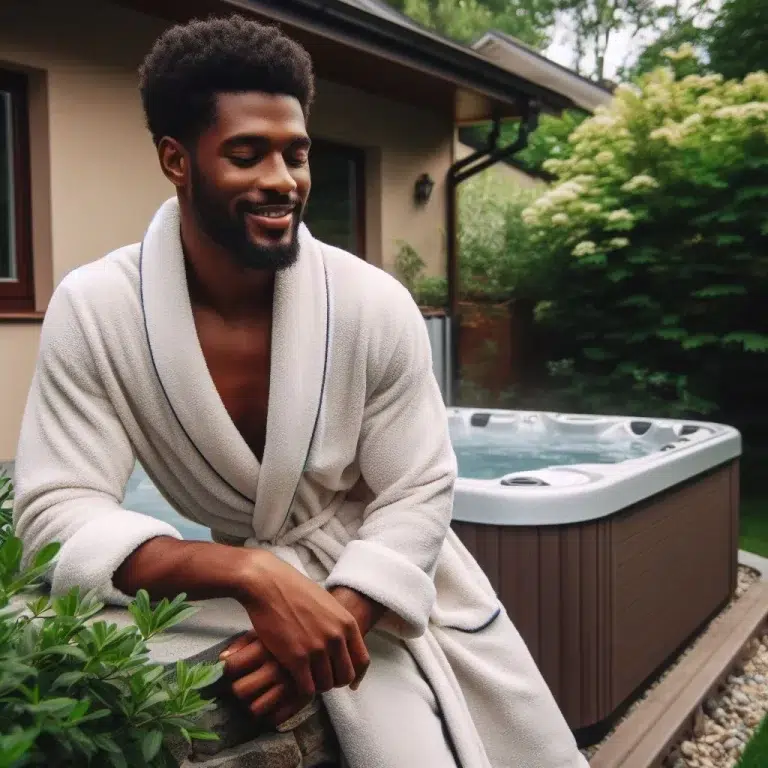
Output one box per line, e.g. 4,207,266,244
0,727,39,764
185,728,219,742
33,542,61,569
722,332,768,352
25,697,79,717
656,328,688,341
681,334,720,349
52,670,87,689
583,347,609,361
692,284,747,298
141,729,164,762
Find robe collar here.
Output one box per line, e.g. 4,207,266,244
139,197,329,541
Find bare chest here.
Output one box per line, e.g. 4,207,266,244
194,310,271,463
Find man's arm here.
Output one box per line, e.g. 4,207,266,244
14,276,368,706
323,281,458,639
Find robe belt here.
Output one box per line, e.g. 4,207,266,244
244,499,347,576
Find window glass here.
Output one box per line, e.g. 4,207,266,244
304,141,364,257
0,91,15,280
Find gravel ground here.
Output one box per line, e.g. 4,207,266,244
665,632,768,768
581,565,761,763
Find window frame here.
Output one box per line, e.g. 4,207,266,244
0,68,34,312
309,138,367,260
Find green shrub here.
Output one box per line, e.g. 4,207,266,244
458,172,549,302
0,474,224,767
522,48,768,417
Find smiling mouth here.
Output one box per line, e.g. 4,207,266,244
245,205,296,234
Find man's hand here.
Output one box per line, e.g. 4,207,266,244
236,552,370,701
222,631,310,725
222,585,385,724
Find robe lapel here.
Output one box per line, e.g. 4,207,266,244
255,223,329,542
140,197,260,502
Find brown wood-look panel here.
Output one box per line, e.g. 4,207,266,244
451,462,738,732
729,462,741,594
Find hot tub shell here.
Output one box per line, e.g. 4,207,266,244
448,409,741,737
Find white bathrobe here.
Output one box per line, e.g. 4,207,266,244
14,198,587,768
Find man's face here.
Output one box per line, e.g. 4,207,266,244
187,92,311,271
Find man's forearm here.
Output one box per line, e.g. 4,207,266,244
113,535,265,603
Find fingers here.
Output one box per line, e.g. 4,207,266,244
223,639,270,679
249,682,288,720
220,630,256,660
309,647,335,694
345,623,371,691
328,632,357,690
231,660,283,702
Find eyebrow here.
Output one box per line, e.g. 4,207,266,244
223,134,312,151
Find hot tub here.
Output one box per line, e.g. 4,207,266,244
448,408,741,739
118,407,741,739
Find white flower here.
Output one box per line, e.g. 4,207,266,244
713,102,768,121
607,209,634,224
551,213,569,225
580,202,603,214
595,151,615,165
608,237,630,249
572,241,597,257
621,174,659,193
521,207,539,225
681,74,723,90
650,124,687,145
663,43,696,61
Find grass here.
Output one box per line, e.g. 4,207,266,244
740,496,768,558
737,713,768,767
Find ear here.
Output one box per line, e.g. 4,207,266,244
157,137,189,189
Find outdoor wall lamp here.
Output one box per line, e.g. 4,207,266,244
414,173,435,205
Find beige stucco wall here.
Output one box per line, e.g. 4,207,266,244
0,0,453,459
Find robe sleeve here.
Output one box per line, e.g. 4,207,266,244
13,277,182,605
324,287,457,639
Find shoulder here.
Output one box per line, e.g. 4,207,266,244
41,244,142,359
320,241,422,333
48,244,141,321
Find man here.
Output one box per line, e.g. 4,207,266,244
14,15,587,768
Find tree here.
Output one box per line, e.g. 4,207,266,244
554,0,664,81
708,0,768,80
382,0,559,48
522,48,768,417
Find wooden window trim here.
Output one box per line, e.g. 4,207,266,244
0,68,34,312
310,138,367,260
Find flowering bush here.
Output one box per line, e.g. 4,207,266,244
523,48,768,416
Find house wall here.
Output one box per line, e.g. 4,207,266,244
0,0,453,460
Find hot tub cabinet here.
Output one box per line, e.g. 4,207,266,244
448,410,741,738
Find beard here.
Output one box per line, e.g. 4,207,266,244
189,162,301,271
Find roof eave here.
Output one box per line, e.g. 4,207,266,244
221,0,575,113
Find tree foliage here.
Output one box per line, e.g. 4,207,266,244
0,475,223,767
382,0,558,48
522,49,768,416
708,0,768,81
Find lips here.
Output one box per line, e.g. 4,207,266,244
245,205,296,232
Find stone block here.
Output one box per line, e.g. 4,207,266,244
182,733,302,768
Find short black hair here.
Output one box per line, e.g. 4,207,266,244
139,15,315,146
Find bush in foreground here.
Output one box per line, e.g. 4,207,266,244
0,474,223,767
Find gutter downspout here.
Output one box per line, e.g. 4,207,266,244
445,98,541,405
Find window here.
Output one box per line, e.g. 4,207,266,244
0,68,34,312
303,139,366,258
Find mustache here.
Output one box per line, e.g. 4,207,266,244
236,196,301,216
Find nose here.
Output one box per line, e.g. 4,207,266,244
259,151,298,195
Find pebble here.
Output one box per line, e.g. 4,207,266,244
581,566,761,764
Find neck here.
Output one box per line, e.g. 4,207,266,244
180,208,275,319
